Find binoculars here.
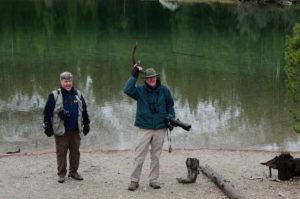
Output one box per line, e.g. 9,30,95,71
149,102,158,113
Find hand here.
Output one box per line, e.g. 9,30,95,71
131,66,139,78
134,63,143,72
43,122,54,137
131,64,143,78
83,125,90,136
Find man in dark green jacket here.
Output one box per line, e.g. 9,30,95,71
124,65,175,191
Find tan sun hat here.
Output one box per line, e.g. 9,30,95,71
143,68,160,79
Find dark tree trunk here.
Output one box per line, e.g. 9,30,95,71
176,158,199,183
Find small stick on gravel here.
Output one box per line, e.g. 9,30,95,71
6,147,20,154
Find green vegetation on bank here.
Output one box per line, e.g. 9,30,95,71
285,22,300,132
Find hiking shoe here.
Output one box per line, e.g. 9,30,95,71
68,172,83,181
149,182,161,189
58,176,65,183
128,181,139,191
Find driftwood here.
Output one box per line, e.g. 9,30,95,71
177,158,245,199
199,165,246,199
131,42,139,66
176,158,199,183
261,152,300,180
131,42,145,74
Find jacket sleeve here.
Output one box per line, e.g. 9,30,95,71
123,76,138,100
165,86,175,118
43,93,55,124
80,95,90,125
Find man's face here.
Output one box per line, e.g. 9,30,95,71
146,76,157,88
60,79,73,91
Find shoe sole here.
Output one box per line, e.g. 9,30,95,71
68,176,83,181
128,185,139,191
69,176,83,181
149,184,160,189
128,188,137,191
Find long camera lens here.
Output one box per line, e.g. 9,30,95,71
164,114,191,131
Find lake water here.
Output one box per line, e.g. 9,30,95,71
1,0,300,153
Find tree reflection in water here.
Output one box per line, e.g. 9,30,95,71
0,0,300,153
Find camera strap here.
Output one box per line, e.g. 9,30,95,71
167,129,172,153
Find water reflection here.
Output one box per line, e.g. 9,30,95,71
1,0,300,153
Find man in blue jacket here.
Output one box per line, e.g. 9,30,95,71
124,65,175,191
43,72,90,183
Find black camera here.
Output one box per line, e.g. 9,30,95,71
164,114,191,131
149,103,158,113
58,108,71,121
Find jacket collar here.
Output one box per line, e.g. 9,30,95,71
144,77,161,92
60,87,76,96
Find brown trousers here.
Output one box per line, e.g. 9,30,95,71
54,130,81,177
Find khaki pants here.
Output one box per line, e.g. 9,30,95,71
130,128,166,183
54,130,81,177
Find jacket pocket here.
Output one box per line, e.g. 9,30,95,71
136,113,153,128
52,114,65,136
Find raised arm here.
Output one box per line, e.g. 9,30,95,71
123,76,138,100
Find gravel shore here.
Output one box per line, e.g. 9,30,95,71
1,149,300,199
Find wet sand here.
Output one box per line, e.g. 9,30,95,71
1,148,300,199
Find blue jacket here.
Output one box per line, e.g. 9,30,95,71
123,76,175,129
43,87,89,131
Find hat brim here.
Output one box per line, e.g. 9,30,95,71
142,73,160,79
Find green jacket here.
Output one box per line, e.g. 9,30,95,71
123,76,175,129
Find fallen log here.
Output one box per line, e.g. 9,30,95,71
199,165,246,199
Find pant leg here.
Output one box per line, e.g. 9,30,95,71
68,130,81,174
149,129,166,183
55,133,69,177
130,128,153,182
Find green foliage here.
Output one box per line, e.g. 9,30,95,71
284,22,300,133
